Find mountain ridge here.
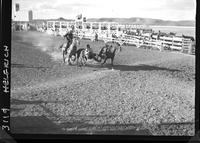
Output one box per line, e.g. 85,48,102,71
30,17,195,27
86,17,195,26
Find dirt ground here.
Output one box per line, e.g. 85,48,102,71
10,31,195,136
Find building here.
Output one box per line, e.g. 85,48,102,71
12,3,32,31
29,10,33,21
12,3,28,21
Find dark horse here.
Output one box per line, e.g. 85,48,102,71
98,41,122,68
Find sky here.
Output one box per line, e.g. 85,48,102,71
12,0,196,21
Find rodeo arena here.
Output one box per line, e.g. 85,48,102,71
11,7,195,136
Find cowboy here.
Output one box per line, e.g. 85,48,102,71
85,44,94,59
64,28,74,49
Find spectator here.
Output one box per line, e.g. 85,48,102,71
95,32,98,41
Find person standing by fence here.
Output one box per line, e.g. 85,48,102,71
188,40,195,55
95,32,98,42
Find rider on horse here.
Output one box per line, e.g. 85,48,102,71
64,27,74,50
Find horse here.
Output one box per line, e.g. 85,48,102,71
59,37,80,64
98,41,122,68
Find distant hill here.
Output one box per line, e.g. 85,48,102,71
30,17,195,27
31,17,74,22
87,17,195,27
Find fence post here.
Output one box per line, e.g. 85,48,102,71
181,38,184,53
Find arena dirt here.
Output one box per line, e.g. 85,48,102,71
10,31,195,135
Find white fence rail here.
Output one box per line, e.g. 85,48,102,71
41,21,194,55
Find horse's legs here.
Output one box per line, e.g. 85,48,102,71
67,52,72,65
81,55,86,66
75,53,79,69
84,56,87,66
68,55,71,65
111,57,114,66
63,51,65,63
76,53,79,67
101,57,107,66
111,57,114,69
65,52,70,65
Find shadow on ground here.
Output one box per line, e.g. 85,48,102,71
10,116,152,135
10,116,65,134
84,63,180,72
